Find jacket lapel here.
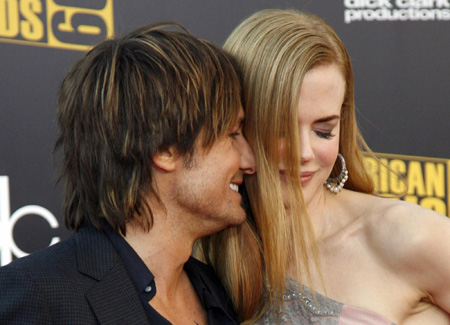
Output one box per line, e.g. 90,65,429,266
75,226,150,324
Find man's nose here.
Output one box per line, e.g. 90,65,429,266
239,137,256,175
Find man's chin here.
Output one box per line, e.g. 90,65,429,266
230,208,249,227
221,211,248,230
198,212,246,238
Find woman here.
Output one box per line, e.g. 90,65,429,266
198,9,450,324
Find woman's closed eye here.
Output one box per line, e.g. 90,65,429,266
315,130,334,139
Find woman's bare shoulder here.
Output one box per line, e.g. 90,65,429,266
342,189,444,226
341,190,448,263
338,190,450,313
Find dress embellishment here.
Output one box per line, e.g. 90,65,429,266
256,278,395,325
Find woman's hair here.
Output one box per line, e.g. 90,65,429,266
197,9,376,322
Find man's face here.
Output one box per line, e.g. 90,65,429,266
171,107,255,237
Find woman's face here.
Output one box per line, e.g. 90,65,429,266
279,64,345,206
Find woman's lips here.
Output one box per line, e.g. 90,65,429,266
300,171,315,185
279,170,315,185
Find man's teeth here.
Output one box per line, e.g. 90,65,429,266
230,183,239,192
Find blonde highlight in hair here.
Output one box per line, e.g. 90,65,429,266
55,23,242,235
197,9,377,322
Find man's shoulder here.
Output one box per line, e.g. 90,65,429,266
0,226,130,323
1,233,77,274
0,233,79,320
0,225,110,278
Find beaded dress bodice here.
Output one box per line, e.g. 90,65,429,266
255,278,395,325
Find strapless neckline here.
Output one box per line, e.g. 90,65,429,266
256,278,396,325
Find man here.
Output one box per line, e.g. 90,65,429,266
0,23,255,324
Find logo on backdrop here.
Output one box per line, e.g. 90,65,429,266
365,152,450,217
0,176,60,266
0,0,114,51
344,0,450,23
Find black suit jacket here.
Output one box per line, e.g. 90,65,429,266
0,226,149,324
0,226,236,324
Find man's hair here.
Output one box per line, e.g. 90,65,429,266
54,23,242,234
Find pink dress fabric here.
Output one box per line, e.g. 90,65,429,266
339,305,393,325
255,278,395,325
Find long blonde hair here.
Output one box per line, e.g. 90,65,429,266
197,9,375,322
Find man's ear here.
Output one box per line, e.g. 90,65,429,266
152,147,177,172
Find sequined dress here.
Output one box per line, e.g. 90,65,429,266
255,278,395,325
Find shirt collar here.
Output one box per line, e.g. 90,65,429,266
102,222,156,299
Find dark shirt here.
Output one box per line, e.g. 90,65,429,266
103,224,238,324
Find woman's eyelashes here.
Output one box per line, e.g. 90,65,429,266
315,130,334,139
313,121,338,139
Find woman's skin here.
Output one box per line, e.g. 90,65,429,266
280,63,450,323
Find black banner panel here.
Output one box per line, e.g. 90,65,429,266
1,0,449,265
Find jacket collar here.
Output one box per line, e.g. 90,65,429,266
74,226,150,324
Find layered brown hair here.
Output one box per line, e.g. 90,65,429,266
55,23,242,234
198,9,375,322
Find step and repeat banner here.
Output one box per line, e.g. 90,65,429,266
1,0,449,266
